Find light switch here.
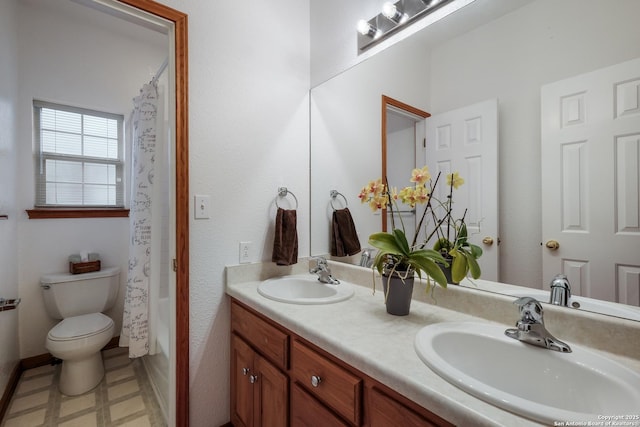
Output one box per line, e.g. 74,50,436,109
194,195,210,219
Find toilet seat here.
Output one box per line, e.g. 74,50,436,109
48,313,114,342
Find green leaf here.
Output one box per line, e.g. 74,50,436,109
368,233,401,254
392,229,410,256
410,257,447,288
469,244,483,258
464,252,482,279
451,253,467,283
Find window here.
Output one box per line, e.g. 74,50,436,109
33,101,124,208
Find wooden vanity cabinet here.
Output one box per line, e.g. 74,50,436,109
230,299,453,427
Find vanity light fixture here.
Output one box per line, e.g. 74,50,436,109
357,0,455,53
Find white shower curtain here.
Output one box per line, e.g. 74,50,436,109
120,83,160,358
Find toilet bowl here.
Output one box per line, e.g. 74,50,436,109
46,313,115,396
41,267,120,396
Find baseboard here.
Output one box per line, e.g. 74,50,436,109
0,362,22,421
20,352,56,371
20,336,122,371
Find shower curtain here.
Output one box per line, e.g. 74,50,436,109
120,82,160,358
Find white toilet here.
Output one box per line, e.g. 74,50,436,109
40,266,120,396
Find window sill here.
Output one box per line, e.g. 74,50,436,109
26,208,130,219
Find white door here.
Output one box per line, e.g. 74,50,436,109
541,57,640,305
425,99,499,281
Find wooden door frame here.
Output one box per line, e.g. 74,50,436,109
118,1,189,425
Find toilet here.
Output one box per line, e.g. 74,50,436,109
40,266,120,396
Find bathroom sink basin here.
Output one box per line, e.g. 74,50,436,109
414,322,640,424
258,275,354,305
508,288,640,321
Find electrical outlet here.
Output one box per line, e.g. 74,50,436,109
239,241,251,264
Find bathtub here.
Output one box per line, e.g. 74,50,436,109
142,296,170,422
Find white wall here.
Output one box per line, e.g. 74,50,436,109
0,0,20,398
16,1,167,358
154,1,311,425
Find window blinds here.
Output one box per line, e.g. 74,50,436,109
33,100,124,208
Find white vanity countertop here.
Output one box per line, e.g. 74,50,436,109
225,262,640,427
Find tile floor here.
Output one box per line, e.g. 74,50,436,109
1,347,166,427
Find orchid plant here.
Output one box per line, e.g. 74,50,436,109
359,165,482,288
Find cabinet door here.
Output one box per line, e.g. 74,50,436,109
232,335,255,427
291,383,348,427
255,355,288,427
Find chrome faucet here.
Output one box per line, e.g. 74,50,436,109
310,257,340,285
505,297,572,353
549,274,571,306
359,248,375,268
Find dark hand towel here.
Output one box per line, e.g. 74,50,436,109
331,207,361,257
272,208,298,265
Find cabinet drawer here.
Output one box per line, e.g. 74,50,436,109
369,387,447,427
291,383,348,427
291,340,362,425
231,301,288,369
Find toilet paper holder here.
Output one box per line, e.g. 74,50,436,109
0,297,21,312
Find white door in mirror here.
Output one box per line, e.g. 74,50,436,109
541,57,640,304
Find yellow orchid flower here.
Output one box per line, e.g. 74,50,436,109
358,186,369,204
414,185,430,204
410,166,431,186
369,179,385,196
447,172,464,189
399,186,418,207
368,194,388,212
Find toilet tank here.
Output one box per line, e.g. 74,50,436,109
41,267,121,319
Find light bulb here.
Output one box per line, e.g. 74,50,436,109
357,19,378,38
382,2,406,24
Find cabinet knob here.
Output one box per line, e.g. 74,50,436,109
242,367,250,376
311,375,322,387
249,374,258,384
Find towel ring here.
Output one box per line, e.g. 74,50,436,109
330,190,348,211
276,187,298,210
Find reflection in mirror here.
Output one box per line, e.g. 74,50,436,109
381,96,430,232
310,0,640,321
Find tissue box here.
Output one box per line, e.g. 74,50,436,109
69,260,101,274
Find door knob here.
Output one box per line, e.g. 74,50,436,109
545,240,560,250
482,237,494,246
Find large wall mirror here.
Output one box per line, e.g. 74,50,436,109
310,0,640,321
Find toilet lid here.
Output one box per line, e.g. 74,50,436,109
48,313,114,341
